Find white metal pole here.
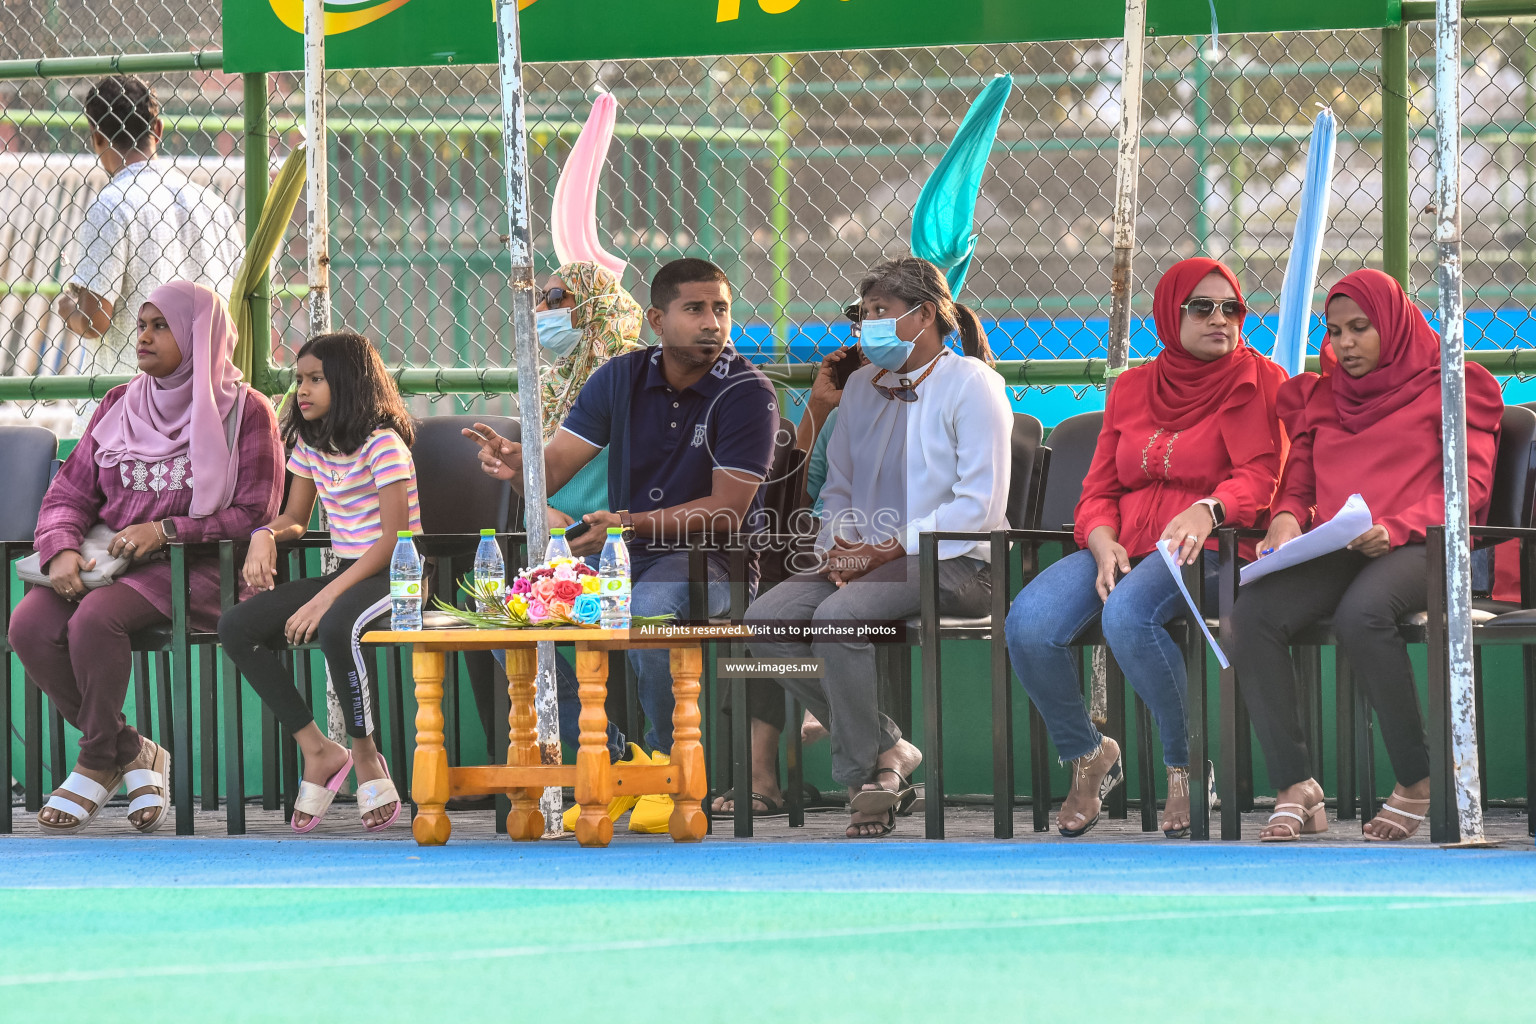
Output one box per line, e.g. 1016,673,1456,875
495,0,561,835
304,0,347,748
1434,0,1485,842
1092,0,1147,726
1106,0,1146,384
303,0,331,338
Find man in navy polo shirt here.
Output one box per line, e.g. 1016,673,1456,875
467,257,778,833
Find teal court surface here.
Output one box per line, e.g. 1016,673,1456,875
2,809,1535,1024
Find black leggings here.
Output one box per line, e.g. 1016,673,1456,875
219,566,392,739
1228,545,1430,791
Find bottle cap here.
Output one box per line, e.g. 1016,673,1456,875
551,527,566,536
397,531,413,539
607,527,623,535
480,528,495,537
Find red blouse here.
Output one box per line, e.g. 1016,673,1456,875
1073,357,1290,559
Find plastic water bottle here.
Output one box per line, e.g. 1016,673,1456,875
473,528,505,614
390,531,424,630
598,527,631,629
544,526,572,563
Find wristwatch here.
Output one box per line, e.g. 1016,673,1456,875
616,509,636,544
1195,498,1225,528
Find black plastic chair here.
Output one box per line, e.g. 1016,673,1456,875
1420,403,1536,841
909,411,1048,839
0,426,60,834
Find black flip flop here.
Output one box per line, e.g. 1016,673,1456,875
846,806,896,839
707,791,788,819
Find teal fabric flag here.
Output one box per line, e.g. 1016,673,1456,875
911,74,1013,297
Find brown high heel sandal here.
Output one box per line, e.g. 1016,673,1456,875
1057,737,1123,838
1260,800,1328,841
1363,796,1430,841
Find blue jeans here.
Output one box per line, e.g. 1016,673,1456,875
556,550,735,757
1004,547,1216,767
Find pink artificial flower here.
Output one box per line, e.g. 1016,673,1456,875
553,564,578,583
527,599,549,621
510,576,532,596
531,578,557,602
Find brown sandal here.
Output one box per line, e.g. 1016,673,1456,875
1363,796,1429,841
1057,737,1123,837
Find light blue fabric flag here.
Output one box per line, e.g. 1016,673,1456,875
911,74,1013,298
1272,107,1337,376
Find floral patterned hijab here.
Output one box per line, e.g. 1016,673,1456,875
539,260,644,442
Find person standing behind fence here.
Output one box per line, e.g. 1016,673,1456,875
55,74,240,388
13,281,282,835
1229,268,1503,843
744,256,1010,839
219,333,421,834
1005,257,1288,839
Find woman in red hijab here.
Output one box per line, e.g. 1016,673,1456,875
1007,257,1288,837
1230,268,1503,842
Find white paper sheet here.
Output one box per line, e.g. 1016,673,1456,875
1156,539,1229,669
1239,493,1373,587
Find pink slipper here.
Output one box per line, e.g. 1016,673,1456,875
292,753,353,834
358,760,403,833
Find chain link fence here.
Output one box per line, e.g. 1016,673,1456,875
2,5,1535,431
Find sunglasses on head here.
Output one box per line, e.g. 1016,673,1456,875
1181,298,1247,321
540,285,570,307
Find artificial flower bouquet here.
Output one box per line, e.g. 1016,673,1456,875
432,555,666,629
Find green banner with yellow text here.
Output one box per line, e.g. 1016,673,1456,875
223,0,1399,73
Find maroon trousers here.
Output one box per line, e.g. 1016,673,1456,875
10,584,165,772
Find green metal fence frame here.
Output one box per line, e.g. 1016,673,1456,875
0,0,1532,402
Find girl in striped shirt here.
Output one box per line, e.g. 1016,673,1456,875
219,332,421,832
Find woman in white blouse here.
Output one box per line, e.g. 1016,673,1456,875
744,256,1012,838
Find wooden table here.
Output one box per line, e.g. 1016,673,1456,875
360,626,751,847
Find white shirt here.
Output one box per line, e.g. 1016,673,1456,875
66,160,241,375
818,348,1013,561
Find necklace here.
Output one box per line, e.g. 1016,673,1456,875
871,350,948,402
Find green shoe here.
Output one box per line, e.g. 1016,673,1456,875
562,743,650,832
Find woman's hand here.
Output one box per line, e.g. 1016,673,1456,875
1258,512,1303,558
1085,526,1131,602
108,522,164,563
822,537,902,587
1347,523,1392,558
285,590,337,646
1160,504,1216,567
46,549,94,601
243,530,279,592
809,349,851,415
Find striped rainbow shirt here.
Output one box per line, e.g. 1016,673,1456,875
288,429,423,560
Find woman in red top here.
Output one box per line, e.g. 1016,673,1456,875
1230,268,1503,842
1006,257,1288,837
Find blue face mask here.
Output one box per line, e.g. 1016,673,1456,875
858,304,921,371
535,307,584,360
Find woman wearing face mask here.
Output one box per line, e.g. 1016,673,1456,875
744,256,1012,839
1229,268,1502,842
533,262,646,530
1005,257,1289,838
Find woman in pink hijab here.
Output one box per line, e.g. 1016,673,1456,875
11,280,283,835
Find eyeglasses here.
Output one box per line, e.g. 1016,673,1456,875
539,285,570,307
1180,298,1247,321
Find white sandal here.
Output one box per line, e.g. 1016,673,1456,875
38,770,123,835
123,742,171,834
358,762,402,833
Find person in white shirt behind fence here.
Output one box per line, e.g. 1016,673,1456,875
743,255,1012,839
55,74,240,383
